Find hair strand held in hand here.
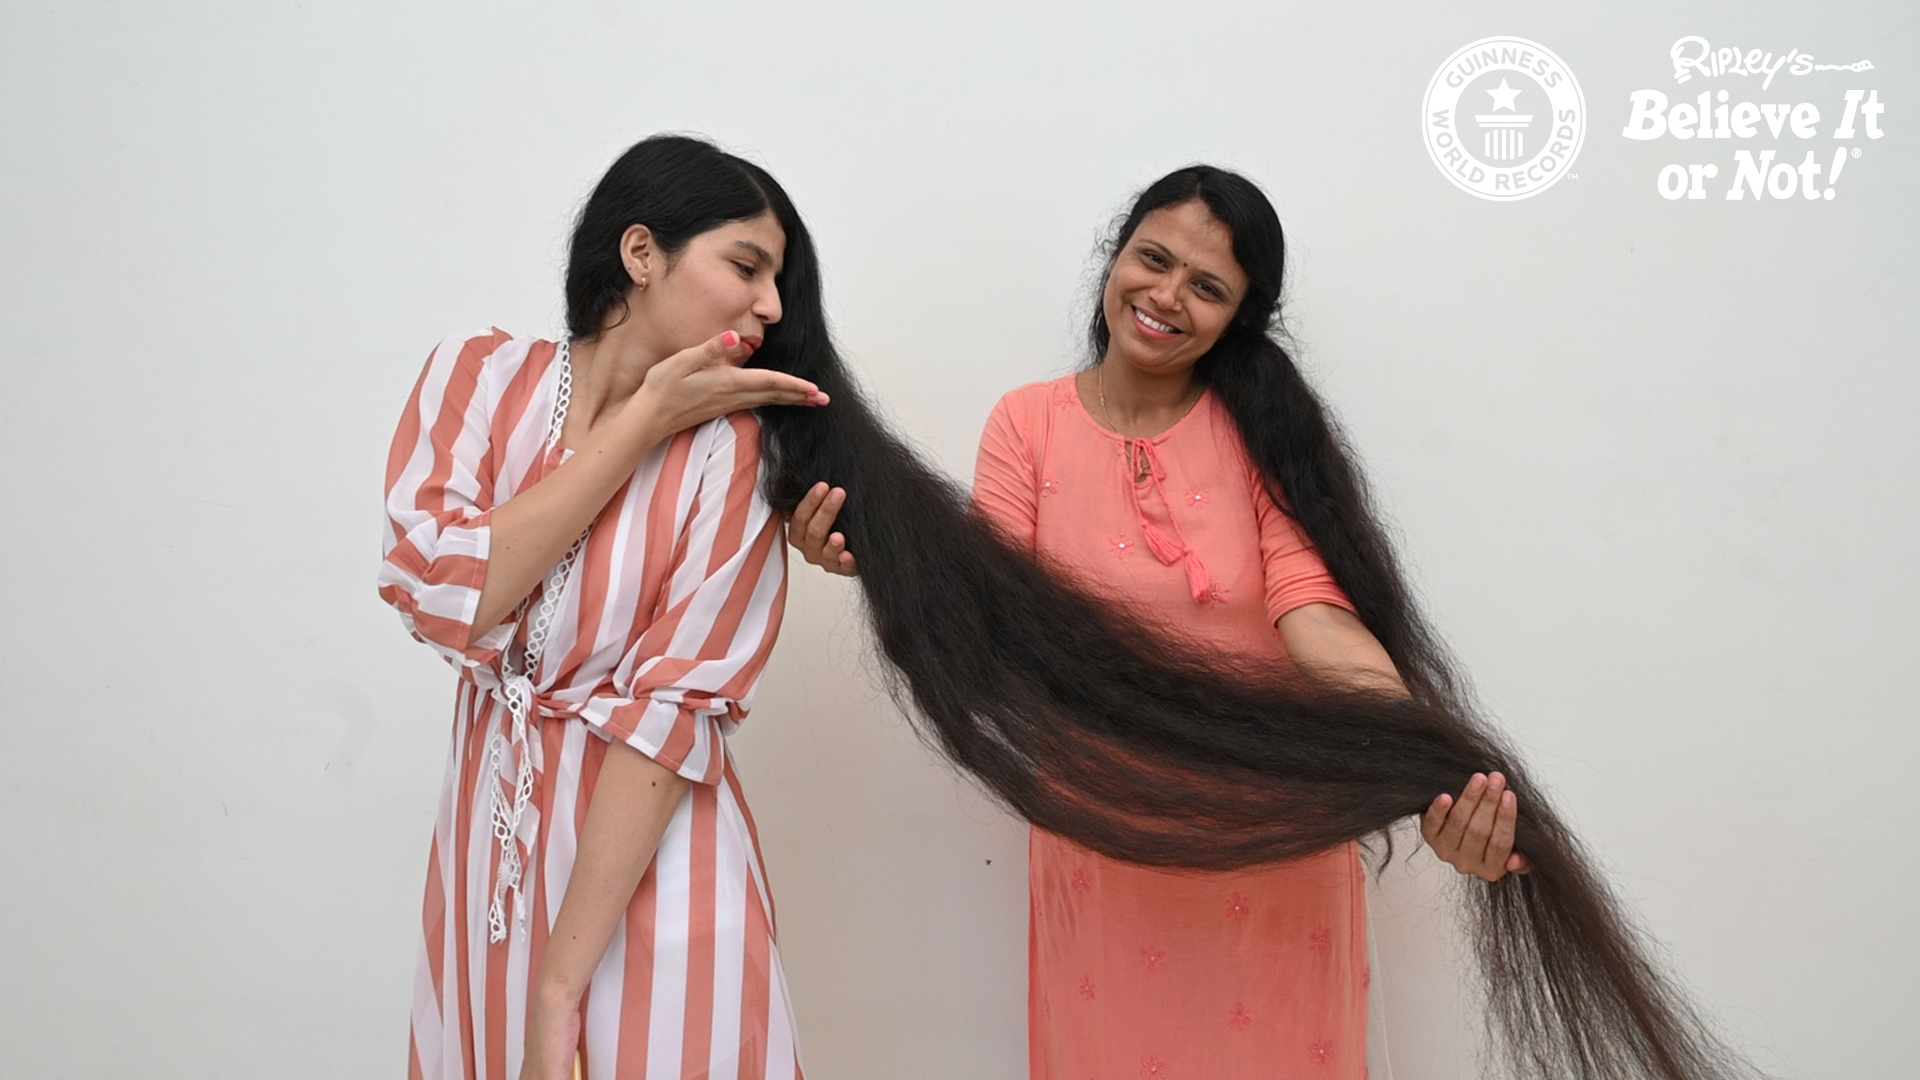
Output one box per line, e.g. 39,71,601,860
568,136,1760,1080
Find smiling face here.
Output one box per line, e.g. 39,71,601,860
627,211,786,357
1100,200,1249,380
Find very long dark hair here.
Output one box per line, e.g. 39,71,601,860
566,135,1755,1080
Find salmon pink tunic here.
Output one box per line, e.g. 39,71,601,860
380,331,803,1080
973,376,1370,1080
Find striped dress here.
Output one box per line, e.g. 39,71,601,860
379,330,803,1080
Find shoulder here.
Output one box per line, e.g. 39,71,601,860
711,410,765,459
1195,392,1261,478
987,375,1077,434
427,327,519,370
996,374,1076,412
683,411,768,491
418,328,551,399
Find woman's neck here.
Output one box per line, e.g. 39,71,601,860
1085,356,1202,439
567,323,665,437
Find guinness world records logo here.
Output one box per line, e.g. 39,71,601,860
1423,37,1586,201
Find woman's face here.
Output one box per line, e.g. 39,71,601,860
1100,200,1248,379
635,211,786,357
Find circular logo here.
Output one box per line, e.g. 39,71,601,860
1422,37,1586,201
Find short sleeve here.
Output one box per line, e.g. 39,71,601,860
376,331,518,670
973,392,1040,549
584,414,789,785
1252,478,1355,625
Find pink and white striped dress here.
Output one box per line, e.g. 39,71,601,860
379,330,803,1080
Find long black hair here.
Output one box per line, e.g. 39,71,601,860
565,135,1756,1080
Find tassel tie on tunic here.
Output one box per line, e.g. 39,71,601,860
1119,435,1212,602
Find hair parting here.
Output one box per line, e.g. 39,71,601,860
566,136,1759,1080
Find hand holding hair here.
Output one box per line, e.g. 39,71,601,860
788,481,858,575
1423,771,1532,882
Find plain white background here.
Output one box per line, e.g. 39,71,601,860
2,2,1914,1077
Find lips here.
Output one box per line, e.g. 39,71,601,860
1131,305,1181,341
741,335,763,357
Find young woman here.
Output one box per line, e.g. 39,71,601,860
380,135,829,1080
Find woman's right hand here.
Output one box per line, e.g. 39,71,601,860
789,481,858,576
631,331,826,436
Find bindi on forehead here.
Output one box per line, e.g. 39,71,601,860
1138,235,1238,289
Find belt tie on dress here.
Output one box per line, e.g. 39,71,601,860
485,670,546,944
1121,436,1211,602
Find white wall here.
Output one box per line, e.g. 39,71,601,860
1,2,1913,1077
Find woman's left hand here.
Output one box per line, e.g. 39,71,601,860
1420,771,1532,882
517,985,582,1080
788,481,858,576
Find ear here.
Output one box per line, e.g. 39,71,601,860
619,224,655,288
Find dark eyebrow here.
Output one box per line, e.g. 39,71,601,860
1191,268,1235,300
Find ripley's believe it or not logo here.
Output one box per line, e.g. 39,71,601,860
1423,37,1587,201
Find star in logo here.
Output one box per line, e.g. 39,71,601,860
1486,78,1522,111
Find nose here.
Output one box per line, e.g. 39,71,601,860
753,279,783,326
1148,273,1181,312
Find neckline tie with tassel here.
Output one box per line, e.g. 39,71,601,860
1118,436,1212,603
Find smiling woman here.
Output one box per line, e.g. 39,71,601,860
772,166,1760,1080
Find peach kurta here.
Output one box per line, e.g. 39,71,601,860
974,376,1370,1080
380,331,802,1080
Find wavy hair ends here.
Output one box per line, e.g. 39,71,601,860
568,136,1759,1080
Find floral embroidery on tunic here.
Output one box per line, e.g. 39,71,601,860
1071,870,1092,894
1201,583,1230,604
1078,975,1096,1000
1140,946,1167,974
1184,487,1211,507
1309,928,1333,957
1226,892,1250,920
1041,477,1061,497
1110,535,1137,558
1308,1041,1333,1066
1141,1055,1167,1079
1227,1003,1253,1032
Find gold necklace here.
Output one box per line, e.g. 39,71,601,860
1097,365,1198,483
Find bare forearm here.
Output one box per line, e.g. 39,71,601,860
473,403,671,636
535,741,689,1003
1277,602,1408,696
